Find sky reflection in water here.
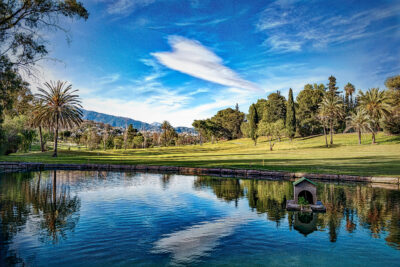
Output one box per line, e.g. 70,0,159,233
0,171,399,266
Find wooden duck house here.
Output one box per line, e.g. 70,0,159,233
286,178,326,212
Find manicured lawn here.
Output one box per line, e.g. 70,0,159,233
1,132,400,177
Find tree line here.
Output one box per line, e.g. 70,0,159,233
1,2,399,156
0,80,201,156
217,75,399,149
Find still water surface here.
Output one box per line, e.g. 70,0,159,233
0,171,399,266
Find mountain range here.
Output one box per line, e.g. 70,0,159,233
81,109,195,133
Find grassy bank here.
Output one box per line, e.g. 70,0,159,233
1,132,400,177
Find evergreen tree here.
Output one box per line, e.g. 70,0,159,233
235,103,239,111
248,104,259,146
327,76,340,97
286,88,296,139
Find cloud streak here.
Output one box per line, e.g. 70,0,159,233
100,0,156,16
257,1,400,52
152,36,262,92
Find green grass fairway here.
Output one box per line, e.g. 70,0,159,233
1,132,400,177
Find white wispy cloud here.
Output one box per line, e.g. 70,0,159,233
99,73,120,85
175,17,229,27
264,35,302,52
257,1,400,53
100,0,156,16
152,36,262,92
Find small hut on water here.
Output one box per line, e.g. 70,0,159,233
286,178,326,212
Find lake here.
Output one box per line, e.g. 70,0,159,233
0,171,399,266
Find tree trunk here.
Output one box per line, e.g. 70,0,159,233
372,131,376,144
323,125,328,147
52,115,59,157
330,121,333,145
358,129,361,145
39,126,45,152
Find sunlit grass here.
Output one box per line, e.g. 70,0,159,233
2,132,400,177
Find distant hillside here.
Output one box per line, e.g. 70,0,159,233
82,109,196,133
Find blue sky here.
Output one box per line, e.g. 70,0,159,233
33,0,400,126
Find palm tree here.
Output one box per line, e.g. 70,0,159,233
358,88,391,144
35,81,83,157
344,109,372,144
161,120,172,146
344,83,355,108
319,95,344,146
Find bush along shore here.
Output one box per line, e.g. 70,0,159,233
1,162,399,185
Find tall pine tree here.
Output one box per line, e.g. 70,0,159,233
327,76,340,97
286,88,296,139
248,104,259,146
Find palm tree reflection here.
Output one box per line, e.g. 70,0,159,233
0,171,80,245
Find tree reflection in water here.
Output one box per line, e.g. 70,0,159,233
194,176,400,249
0,170,80,263
0,171,399,265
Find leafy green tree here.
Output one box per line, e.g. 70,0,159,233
240,121,250,138
192,119,207,145
248,104,259,145
344,109,372,144
286,88,296,139
258,119,285,151
264,91,286,123
114,136,124,149
124,124,138,148
319,95,344,146
254,99,268,121
0,0,88,68
35,81,83,157
0,57,30,125
211,107,244,140
358,88,391,144
0,114,35,154
133,135,144,148
296,83,325,136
